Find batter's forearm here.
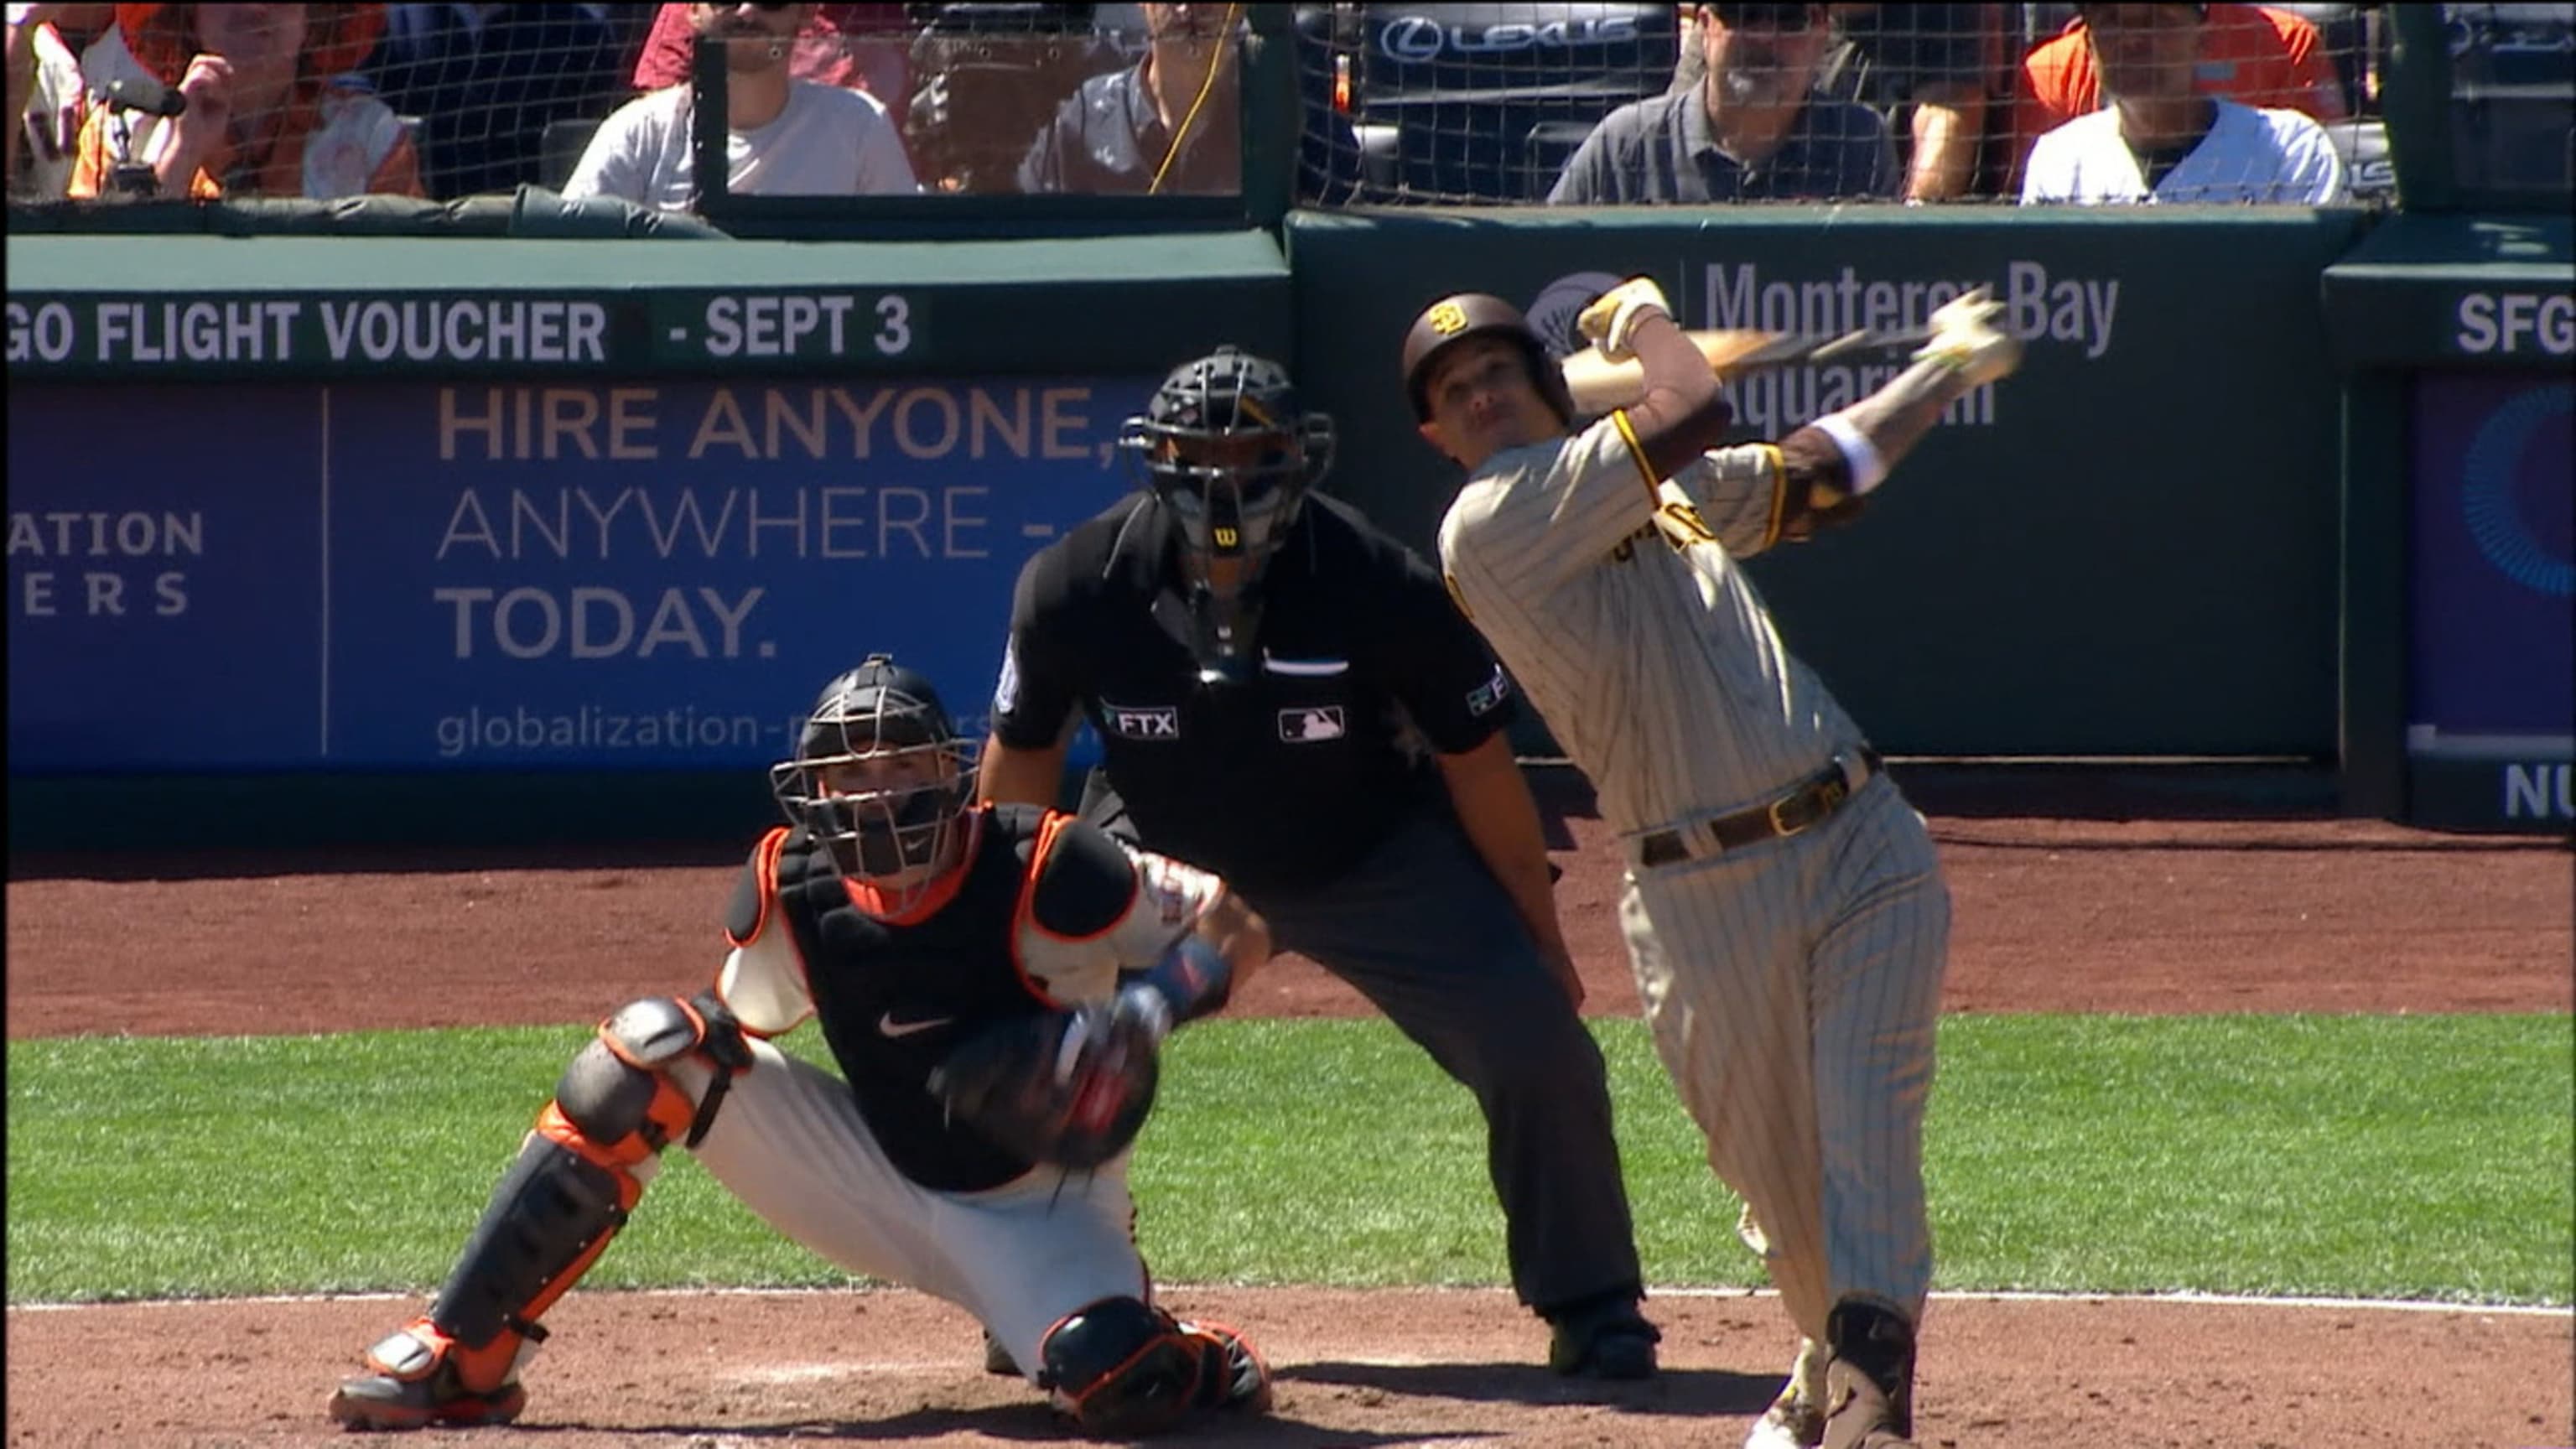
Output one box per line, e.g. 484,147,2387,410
1622,310,1737,479
1797,355,1983,508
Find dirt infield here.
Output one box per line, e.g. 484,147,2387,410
8,770,2572,1447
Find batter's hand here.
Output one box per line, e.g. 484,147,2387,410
1914,286,2022,389
1576,277,1672,362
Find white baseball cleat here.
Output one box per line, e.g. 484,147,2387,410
1745,1335,1828,1449
1744,1386,1826,1449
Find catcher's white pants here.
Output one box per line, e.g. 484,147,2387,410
667,1039,1148,1380
1618,774,1948,1343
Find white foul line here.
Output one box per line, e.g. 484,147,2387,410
8,1285,2567,1318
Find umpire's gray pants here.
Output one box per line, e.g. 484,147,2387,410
1246,808,1644,1316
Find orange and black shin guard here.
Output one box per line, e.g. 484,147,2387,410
418,1103,664,1379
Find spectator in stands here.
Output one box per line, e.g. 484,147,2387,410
1015,1,1250,194
2020,0,2347,203
1820,3,2003,200
1550,3,1897,204
68,3,424,200
631,1,907,132
565,1,917,210
2011,2,2345,183
368,4,631,200
1673,3,2003,201
906,2,1119,194
6,3,117,197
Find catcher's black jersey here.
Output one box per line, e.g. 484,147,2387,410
714,803,1222,1192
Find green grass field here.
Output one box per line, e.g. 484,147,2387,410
7,1014,2568,1307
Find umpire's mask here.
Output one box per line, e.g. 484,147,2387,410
770,655,978,900
1121,346,1336,576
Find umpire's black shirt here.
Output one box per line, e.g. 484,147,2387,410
994,491,1521,895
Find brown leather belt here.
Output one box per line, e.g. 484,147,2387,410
1629,747,1883,870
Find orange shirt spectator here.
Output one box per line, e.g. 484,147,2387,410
2011,3,2345,178
69,3,420,199
631,3,908,132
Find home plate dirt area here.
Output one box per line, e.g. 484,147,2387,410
9,769,2572,1447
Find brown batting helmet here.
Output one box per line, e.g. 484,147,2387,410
1400,293,1575,426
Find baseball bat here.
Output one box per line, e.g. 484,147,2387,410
1558,325,1935,415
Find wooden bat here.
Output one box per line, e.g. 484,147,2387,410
1557,325,1935,415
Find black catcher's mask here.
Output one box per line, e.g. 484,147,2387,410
770,654,978,887
1120,346,1335,686
1122,345,1336,570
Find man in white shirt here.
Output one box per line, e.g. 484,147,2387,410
2021,1,2347,205
566,1,915,210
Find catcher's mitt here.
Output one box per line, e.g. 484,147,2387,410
928,995,1164,1170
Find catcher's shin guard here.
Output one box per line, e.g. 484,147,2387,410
1037,1297,1273,1436
330,996,749,1429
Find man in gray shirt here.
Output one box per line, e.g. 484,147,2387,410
1549,3,1897,204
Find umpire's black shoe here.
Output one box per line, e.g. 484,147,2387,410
1545,1294,1662,1379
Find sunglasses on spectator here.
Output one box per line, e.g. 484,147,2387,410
1709,3,1817,31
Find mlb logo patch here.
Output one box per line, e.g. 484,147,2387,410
1465,664,1514,718
1104,702,1181,740
1279,707,1346,742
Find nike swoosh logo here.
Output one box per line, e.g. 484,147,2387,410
878,1012,954,1039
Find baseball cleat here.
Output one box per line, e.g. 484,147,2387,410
981,1327,1023,1378
1820,1300,1918,1449
1545,1295,1662,1380
1746,1384,1826,1448
1748,1336,1829,1447
1179,1319,1275,1415
326,1320,527,1431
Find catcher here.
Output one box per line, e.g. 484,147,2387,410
327,654,1275,1438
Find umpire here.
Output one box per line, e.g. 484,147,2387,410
979,345,1659,1378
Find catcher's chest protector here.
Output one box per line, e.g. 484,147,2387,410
771,807,1066,1192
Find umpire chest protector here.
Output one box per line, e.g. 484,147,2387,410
999,491,1519,896
741,805,1107,1192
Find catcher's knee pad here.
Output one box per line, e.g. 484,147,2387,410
1038,1297,1270,1436
557,992,753,1156
422,994,751,1358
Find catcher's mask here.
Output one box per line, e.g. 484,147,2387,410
770,655,979,893
1400,293,1575,428
1120,346,1336,572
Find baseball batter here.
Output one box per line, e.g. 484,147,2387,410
327,656,1275,1440
1400,281,2021,1449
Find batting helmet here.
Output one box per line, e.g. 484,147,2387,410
1400,293,1576,427
1120,346,1336,568
770,655,978,885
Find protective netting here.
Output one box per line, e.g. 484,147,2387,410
7,4,1202,204
12,4,2563,212
1296,3,2401,206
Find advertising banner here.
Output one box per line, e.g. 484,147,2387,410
8,377,1153,772
1291,210,2362,754
2407,371,2574,824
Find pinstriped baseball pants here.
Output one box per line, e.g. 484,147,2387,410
1616,773,1948,1343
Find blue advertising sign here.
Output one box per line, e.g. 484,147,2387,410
8,377,1153,772
2407,371,2573,748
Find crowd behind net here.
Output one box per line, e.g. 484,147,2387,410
7,4,2570,211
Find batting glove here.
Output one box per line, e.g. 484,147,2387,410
1575,276,1673,362
1914,286,2023,390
